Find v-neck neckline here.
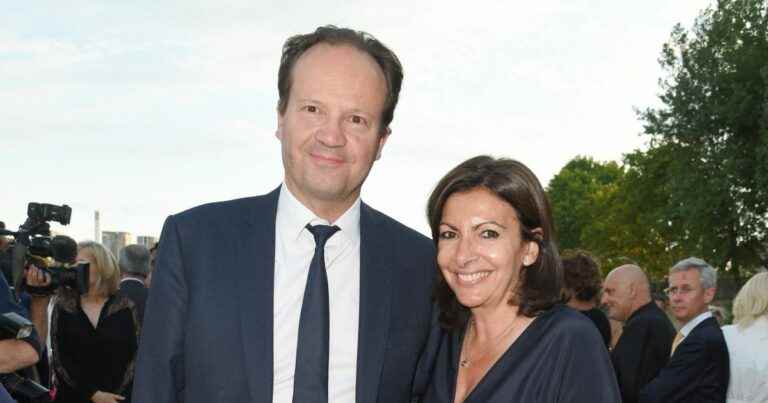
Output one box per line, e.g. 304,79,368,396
450,306,559,403
79,295,113,331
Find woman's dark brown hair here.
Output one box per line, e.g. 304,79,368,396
427,155,563,330
561,250,602,303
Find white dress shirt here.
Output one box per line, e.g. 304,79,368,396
722,316,768,403
272,185,360,403
679,310,713,338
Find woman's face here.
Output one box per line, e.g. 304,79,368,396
437,187,539,311
76,250,99,289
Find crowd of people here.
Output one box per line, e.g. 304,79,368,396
2,24,767,403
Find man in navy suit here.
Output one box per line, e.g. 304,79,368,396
639,257,729,403
132,26,436,403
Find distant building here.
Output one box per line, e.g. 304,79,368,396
94,211,101,245
136,235,158,249
101,231,133,259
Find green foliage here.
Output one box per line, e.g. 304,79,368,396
639,0,768,275
549,1,768,279
547,155,684,278
547,156,624,253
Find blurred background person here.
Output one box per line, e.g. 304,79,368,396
0,255,40,402
420,156,619,403
28,241,140,403
145,242,158,289
117,245,149,324
652,290,669,312
709,304,728,326
721,271,768,403
562,250,611,348
602,264,675,403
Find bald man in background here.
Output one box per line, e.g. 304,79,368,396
601,264,675,403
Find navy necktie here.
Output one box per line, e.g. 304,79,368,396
293,224,340,403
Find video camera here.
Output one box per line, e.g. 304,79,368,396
0,203,89,297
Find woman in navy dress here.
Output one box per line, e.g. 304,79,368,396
420,156,620,403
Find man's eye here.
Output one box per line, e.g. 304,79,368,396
304,105,318,113
349,115,366,126
438,231,456,240
480,229,499,239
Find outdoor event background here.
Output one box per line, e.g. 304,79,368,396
1,1,709,243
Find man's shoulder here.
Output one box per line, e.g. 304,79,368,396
120,279,148,293
690,317,726,344
361,203,433,248
630,304,673,330
172,190,279,228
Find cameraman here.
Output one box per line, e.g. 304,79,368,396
0,259,41,402
27,241,139,403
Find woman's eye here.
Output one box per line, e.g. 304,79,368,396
438,231,456,240
480,229,499,239
304,105,318,113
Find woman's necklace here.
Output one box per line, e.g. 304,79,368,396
459,316,520,368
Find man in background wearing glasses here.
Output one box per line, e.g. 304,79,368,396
640,257,730,403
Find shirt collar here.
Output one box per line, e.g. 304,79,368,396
276,184,361,243
120,277,145,285
680,310,713,337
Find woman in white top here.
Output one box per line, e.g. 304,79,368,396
722,271,768,403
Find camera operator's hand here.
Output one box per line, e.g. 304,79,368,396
26,265,51,288
25,264,53,349
91,391,126,403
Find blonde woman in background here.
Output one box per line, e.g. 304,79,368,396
721,271,768,403
28,241,140,403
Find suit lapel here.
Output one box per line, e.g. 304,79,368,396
236,187,280,402
356,203,393,403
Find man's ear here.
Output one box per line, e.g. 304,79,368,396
276,107,284,140
704,287,716,304
375,128,391,160
628,282,637,299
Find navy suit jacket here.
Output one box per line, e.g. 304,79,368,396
118,279,147,324
639,317,729,403
132,187,436,403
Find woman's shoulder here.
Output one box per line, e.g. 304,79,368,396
534,305,605,343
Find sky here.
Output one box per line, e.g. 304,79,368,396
1,1,711,242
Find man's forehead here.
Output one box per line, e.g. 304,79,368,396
670,269,700,283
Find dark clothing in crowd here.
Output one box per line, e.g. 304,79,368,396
579,307,611,349
118,278,147,324
421,305,621,403
0,386,13,403
611,301,675,403
0,275,41,357
640,317,729,403
51,294,139,403
0,269,42,402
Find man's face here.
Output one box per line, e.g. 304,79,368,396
277,43,389,213
601,275,634,322
668,269,715,324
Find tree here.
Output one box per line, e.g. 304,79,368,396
638,0,768,276
547,155,685,278
547,156,624,254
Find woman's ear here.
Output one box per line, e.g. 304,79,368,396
522,228,542,266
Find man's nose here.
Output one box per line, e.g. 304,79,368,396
315,118,346,147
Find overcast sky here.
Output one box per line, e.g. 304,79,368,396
1,1,710,242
